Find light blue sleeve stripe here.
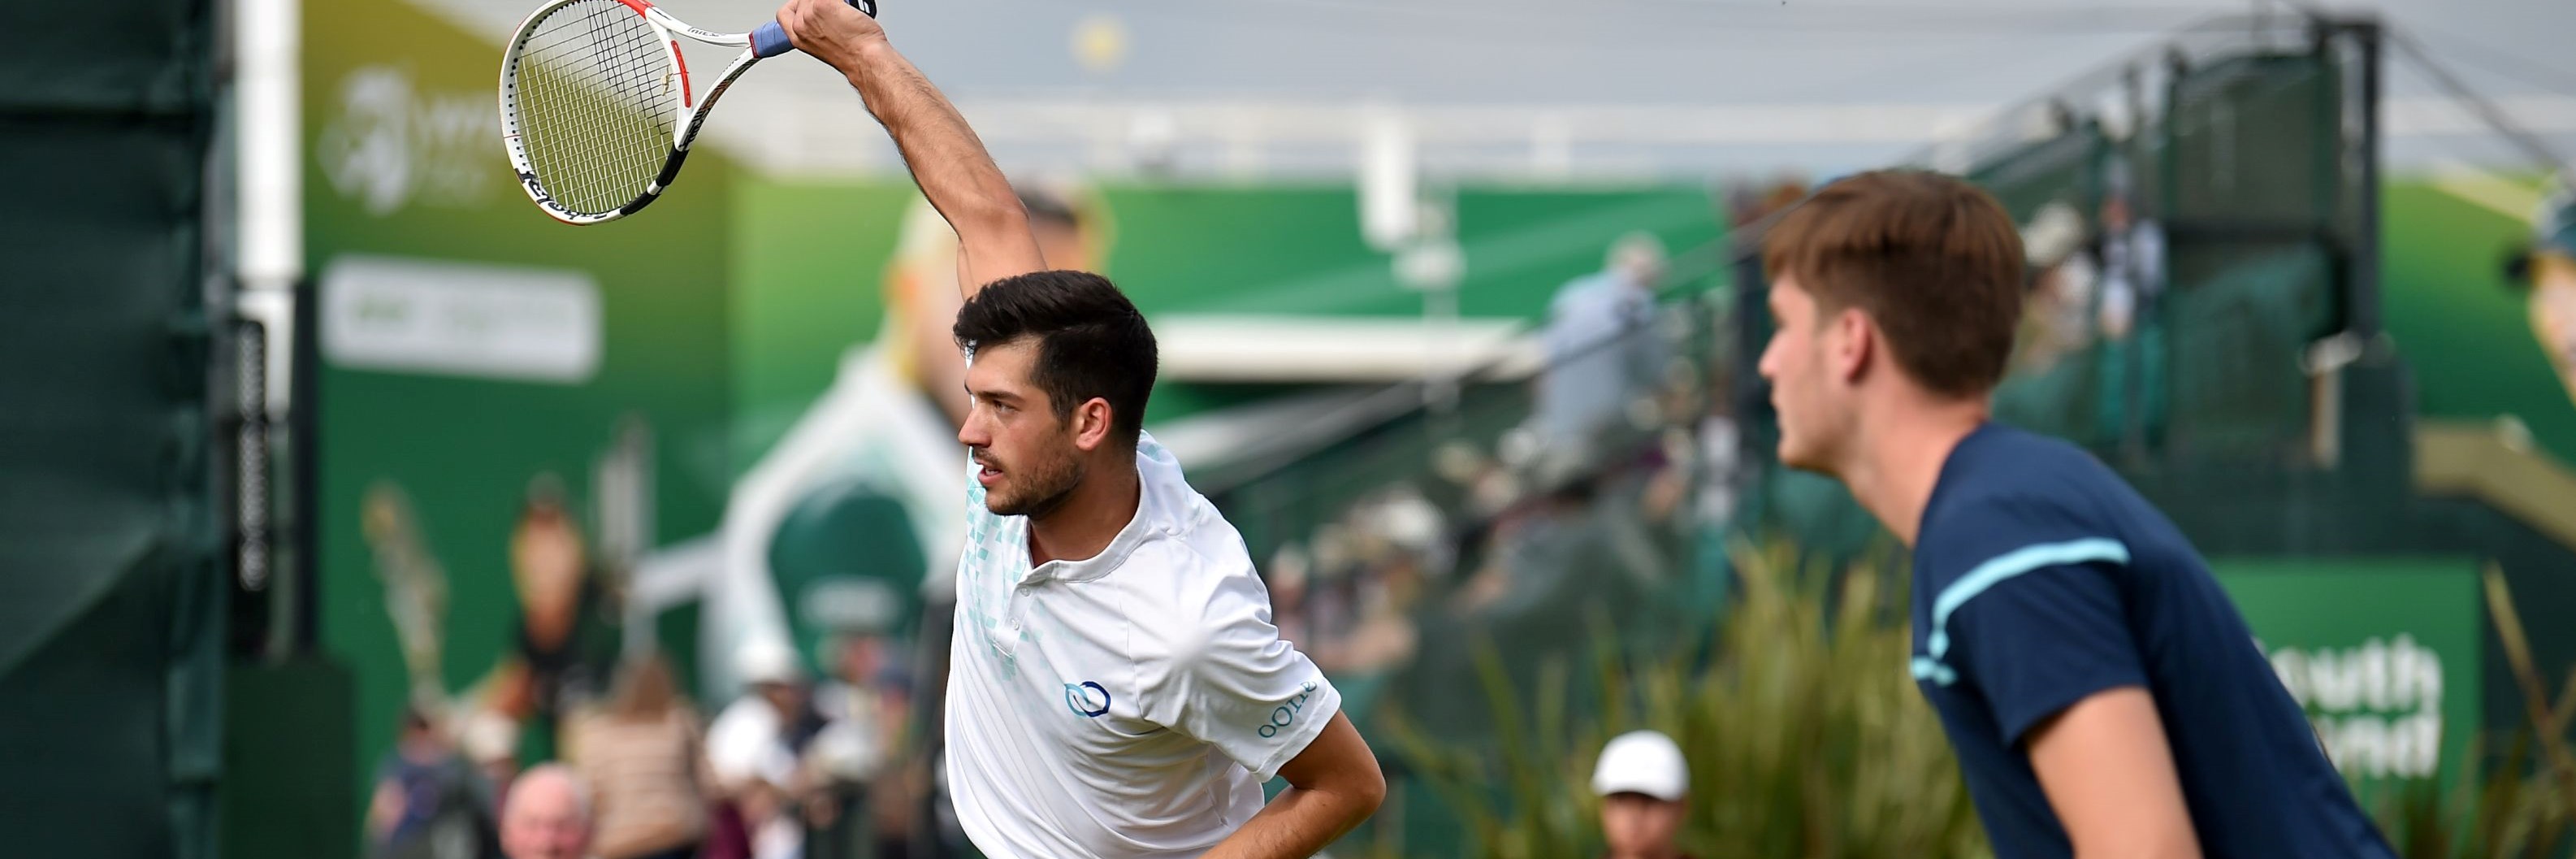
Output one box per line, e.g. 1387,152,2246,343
1914,537,2129,686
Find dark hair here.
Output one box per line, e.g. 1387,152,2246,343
1019,188,1083,233
953,271,1158,446
1762,170,2025,397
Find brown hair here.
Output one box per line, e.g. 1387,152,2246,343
1761,170,2026,397
606,653,682,722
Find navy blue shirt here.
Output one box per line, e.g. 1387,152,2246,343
1910,424,2391,858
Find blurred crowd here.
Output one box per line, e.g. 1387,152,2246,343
365,633,920,859
1253,179,1817,727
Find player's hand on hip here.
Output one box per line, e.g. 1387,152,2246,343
777,0,885,71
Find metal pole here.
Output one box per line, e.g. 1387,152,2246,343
2350,20,2383,341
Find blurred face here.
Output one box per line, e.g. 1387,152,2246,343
1034,218,1095,274
1756,277,1859,473
1600,792,1686,858
896,215,1097,427
755,680,805,717
500,774,590,859
2539,254,2576,361
836,636,885,686
959,339,1096,518
1626,256,1667,289
511,505,585,620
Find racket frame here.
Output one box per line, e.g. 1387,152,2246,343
499,0,764,225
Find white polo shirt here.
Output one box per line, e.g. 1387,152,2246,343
944,432,1342,859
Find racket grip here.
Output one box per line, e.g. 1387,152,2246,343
751,20,794,59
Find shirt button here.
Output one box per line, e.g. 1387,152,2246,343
1015,586,1030,597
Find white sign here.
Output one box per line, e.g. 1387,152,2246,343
2266,634,2445,779
321,255,602,384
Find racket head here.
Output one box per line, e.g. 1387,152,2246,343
500,0,689,224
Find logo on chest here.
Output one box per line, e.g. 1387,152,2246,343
1063,681,1112,718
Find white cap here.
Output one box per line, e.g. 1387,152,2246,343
1591,730,1689,801
735,637,803,687
458,709,520,764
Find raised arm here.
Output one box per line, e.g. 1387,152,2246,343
776,0,1046,295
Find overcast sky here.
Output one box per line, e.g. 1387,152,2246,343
426,0,2576,176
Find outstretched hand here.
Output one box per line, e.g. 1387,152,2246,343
776,0,885,71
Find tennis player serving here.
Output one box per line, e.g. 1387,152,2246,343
769,2,1385,857
1756,171,2392,857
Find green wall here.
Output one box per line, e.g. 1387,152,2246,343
307,0,738,838
727,177,916,471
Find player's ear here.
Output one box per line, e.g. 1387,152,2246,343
1830,306,1873,383
1070,397,1114,452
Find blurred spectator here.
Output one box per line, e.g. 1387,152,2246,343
2096,163,2165,342
1535,232,1670,466
471,476,621,766
708,639,828,859
568,655,708,859
367,706,501,859
1305,488,1440,675
2521,179,2576,407
2013,202,2098,374
500,764,594,859
806,630,917,859
1725,172,1811,233
1591,731,1694,859
461,709,525,813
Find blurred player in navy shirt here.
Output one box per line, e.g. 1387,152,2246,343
1755,171,2393,858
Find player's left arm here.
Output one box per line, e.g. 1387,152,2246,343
1138,569,1387,858
1200,712,1386,859
1938,541,2200,857
2027,688,2203,858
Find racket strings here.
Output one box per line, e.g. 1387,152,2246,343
509,0,678,216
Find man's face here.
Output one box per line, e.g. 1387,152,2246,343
1600,792,1686,858
1757,277,1856,473
500,775,591,859
511,505,585,624
959,338,1089,518
2536,253,2576,361
755,680,805,717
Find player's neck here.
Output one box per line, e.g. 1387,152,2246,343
1027,456,1143,566
1841,395,1987,548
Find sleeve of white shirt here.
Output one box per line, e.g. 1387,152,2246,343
704,699,769,785
1136,565,1344,783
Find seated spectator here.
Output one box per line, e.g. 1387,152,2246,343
708,639,828,859
569,655,707,859
500,764,593,859
1591,730,1695,859
366,706,500,859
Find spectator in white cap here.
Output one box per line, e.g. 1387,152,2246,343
706,639,824,859
1591,730,1694,859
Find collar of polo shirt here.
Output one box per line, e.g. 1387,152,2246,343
1013,451,1185,587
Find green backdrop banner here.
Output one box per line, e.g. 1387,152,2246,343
305,0,740,846
2210,558,2483,799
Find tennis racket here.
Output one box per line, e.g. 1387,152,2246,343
499,0,876,224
